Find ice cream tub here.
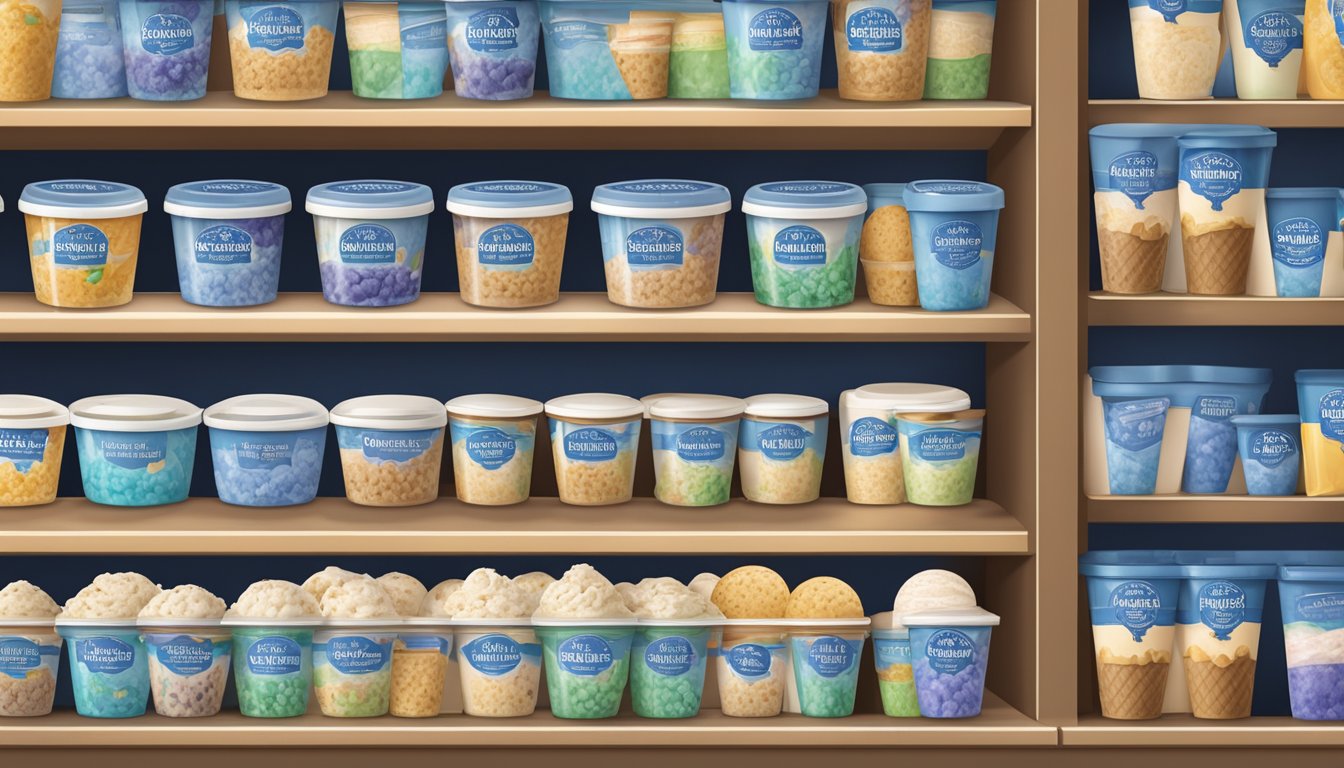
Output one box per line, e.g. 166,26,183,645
0,396,68,508
538,0,673,100
70,395,202,507
923,0,994,99
631,618,721,719
1264,187,1337,298
743,181,866,309
534,619,637,719
904,180,1004,311
721,0,826,99
1090,376,1172,496
546,393,643,506
448,180,572,309
119,0,214,100
19,180,148,309
313,620,398,717
52,2,128,99
1177,561,1275,720
0,619,63,717
1128,0,1222,100
667,3,728,98
308,181,434,307
344,1,447,99
840,383,970,504
896,408,983,506
1224,0,1304,99
832,0,929,101
1303,0,1344,98
592,179,731,309
1294,370,1344,496
1232,414,1301,496
738,393,827,505
391,619,453,718
445,0,538,100
870,613,917,717
860,183,917,306
648,395,744,507
222,618,318,718
204,394,329,507
331,395,447,507
55,618,151,718
1278,566,1344,720
715,620,789,717
1089,124,1183,295
137,619,232,718
452,618,541,717
785,618,870,718
446,394,542,506
224,0,339,100
0,0,61,101
904,607,997,718
165,180,292,307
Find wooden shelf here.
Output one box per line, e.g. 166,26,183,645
1088,99,1344,128
0,292,1032,342
1064,714,1344,747
1087,494,1344,523
1088,292,1344,327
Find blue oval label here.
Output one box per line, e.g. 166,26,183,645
357,428,438,463
1250,428,1296,468
1181,151,1244,211
675,426,726,462
246,636,302,675
194,224,254,265
725,643,773,679
846,5,901,52
1272,217,1325,268
244,5,305,51
141,13,194,55
76,636,136,674
1246,10,1301,67
643,636,696,677
1194,395,1237,422
1109,150,1160,209
465,427,517,470
557,634,614,676
1321,389,1344,443
53,223,109,268
0,637,42,676
773,225,827,267
930,220,984,270
339,223,398,265
1102,397,1169,453
563,427,619,462
756,423,809,461
626,225,684,270
849,416,897,457
462,634,523,676
910,428,972,462
1198,581,1246,640
466,7,518,51
924,629,975,675
323,635,391,675
155,635,216,676
748,7,803,50
0,429,48,475
477,223,535,269
1110,580,1163,641
805,635,857,678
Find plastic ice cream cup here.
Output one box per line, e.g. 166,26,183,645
330,395,447,507
667,3,728,98
1176,560,1275,720
1294,370,1344,497
391,618,453,718
451,618,542,717
446,394,543,506
224,0,339,100
165,180,292,307
221,617,319,718
0,396,68,508
538,0,673,100
1089,124,1184,295
1265,187,1337,298
870,613,917,717
19,180,149,309
715,620,789,717
445,0,539,100
648,395,744,507
1231,414,1301,496
721,0,826,99
859,183,917,306
895,409,983,507
533,619,638,719
307,181,434,307
119,0,214,101
1224,0,1304,99
0,617,63,717
344,1,447,100
136,618,232,718
742,181,866,309
545,393,643,506
447,180,573,309
204,394,329,507
51,2,128,99
1089,378,1171,497
840,383,970,504
903,180,1004,311
1303,0,1344,98
1278,566,1344,720
0,0,61,101
630,618,722,719
785,618,870,718
1128,0,1222,100
312,620,399,718
832,0,929,101
592,179,732,309
923,0,994,99
69,394,202,507
738,393,827,505
904,607,997,719
55,618,152,718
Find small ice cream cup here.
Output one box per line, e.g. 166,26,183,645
832,0,930,101
52,2,128,99
0,618,63,717
1088,125,1182,295
896,409,983,507
668,4,728,98
224,0,339,100
312,620,398,718
716,620,788,717
591,179,731,309
1225,0,1304,100
870,613,917,717
923,0,995,99
742,181,867,309
534,619,637,719
648,395,744,507
1265,188,1338,298
860,183,918,306
1303,1,1344,98
904,179,1005,311
1295,370,1344,497
538,0,673,100
307,181,434,307
1127,0,1221,100
0,0,61,101
70,395,202,507
55,618,152,718
344,1,448,99
165,180,292,308
630,618,722,719
222,618,318,718
1176,561,1275,720
0,396,68,508
452,618,543,717
721,0,827,100
1278,566,1344,720
19,180,148,308
785,618,870,718
137,618,232,718
444,0,539,100
119,0,214,101
447,394,543,506
1231,414,1301,496
738,394,827,505
545,393,643,506
204,394,329,507
390,618,453,718
904,607,998,718
447,180,573,309
331,395,447,507
840,383,970,505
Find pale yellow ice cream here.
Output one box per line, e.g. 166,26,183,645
303,566,365,605
445,569,532,620
228,580,320,619
625,577,722,620
0,580,59,618
62,572,161,619
319,577,399,620
377,572,428,618
534,563,635,620
139,585,226,620
687,573,719,601
420,579,464,618
510,572,554,613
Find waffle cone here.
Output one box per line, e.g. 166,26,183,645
1098,229,1167,294
1182,225,1254,295
1185,655,1255,719
1096,661,1168,720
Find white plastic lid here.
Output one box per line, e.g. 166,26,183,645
901,607,1000,628
545,393,644,421
220,616,323,627
136,618,227,629
648,394,745,421
330,395,447,431
744,394,828,419
844,383,971,413
640,393,695,418
446,394,543,420
0,395,69,429
69,395,202,432
204,394,329,432
54,617,140,628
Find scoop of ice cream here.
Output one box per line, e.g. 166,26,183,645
229,580,321,619
445,568,532,619
419,579,464,618
891,570,976,628
377,572,427,617
510,571,555,612
711,565,788,619
628,577,723,620
687,573,719,601
62,572,161,619
786,576,864,619
534,563,635,620
302,566,365,605
320,577,399,620
139,585,227,620
0,580,60,619
614,582,641,610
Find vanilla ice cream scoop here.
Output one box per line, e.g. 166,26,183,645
687,573,719,601
510,571,555,613
0,580,60,619
534,563,635,620
420,579,464,617
62,572,162,619
377,572,427,617
445,568,532,619
302,566,365,605
627,577,723,620
139,584,226,620
319,576,399,620
891,569,977,628
229,579,321,619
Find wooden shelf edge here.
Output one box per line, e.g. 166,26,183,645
1063,715,1344,747
1087,495,1344,524
1088,292,1344,327
1087,99,1344,128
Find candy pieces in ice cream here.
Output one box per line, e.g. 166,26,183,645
138,585,231,718
62,572,162,619
319,576,399,620
0,580,60,619
786,577,864,619
0,581,62,717
303,566,364,606
535,563,634,619
712,565,789,619
138,585,226,619
444,568,532,619
377,572,427,617
892,569,977,625
229,579,320,619
420,579,464,617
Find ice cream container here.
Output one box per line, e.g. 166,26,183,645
785,618,870,718
331,395,447,507
221,617,319,718
451,618,541,717
1090,375,1172,496
904,180,1004,311
0,618,63,717
1278,566,1344,720
1128,0,1222,100
391,618,453,718
307,181,434,307
896,409,983,506
1224,0,1304,99
445,0,539,100
545,393,643,506
667,3,728,98
715,620,789,717
738,393,827,504
630,618,722,719
1089,124,1184,295
119,0,214,100
165,180,292,307
446,394,543,506
648,395,744,507
19,180,148,309
592,179,732,309
1231,414,1301,496
224,0,339,100
204,394,329,507
533,619,638,719
51,1,127,100
860,183,917,306
840,383,970,504
70,395,202,507
136,619,232,718
312,621,398,717
1304,0,1344,98
923,0,994,98
742,181,866,309
1294,370,1344,497
721,0,826,99
0,0,60,100
55,618,151,718
0,396,68,508
903,607,997,718
870,613,917,717
343,1,447,99
832,0,929,101
1176,561,1275,720
1264,187,1337,298
538,0,673,100
448,181,572,309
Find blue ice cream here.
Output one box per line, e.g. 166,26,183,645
720,0,827,99
903,180,1005,311
165,180,292,307
69,395,203,507
204,395,329,507
1232,414,1300,496
539,0,673,100
1265,187,1339,298
52,3,129,98
445,0,539,100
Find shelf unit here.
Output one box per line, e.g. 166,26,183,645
1064,715,1344,748
1088,293,1344,327
1087,495,1344,524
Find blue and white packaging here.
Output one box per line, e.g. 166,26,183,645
903,180,1005,311
165,180,292,307
204,394,328,507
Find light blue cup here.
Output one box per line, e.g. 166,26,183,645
1176,560,1275,719
1265,188,1338,298
204,394,329,507
165,180,292,307
720,0,827,100
119,0,215,101
1278,566,1344,720
904,180,1005,311
445,0,540,100
56,622,151,718
1231,414,1300,496
53,3,129,99
69,395,203,507
1088,125,1185,294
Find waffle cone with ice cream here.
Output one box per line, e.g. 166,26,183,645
1184,644,1255,719
608,11,673,99
1096,647,1170,720
1098,221,1168,294
1181,216,1255,295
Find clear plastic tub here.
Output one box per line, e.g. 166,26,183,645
19,180,148,309
1088,125,1182,295
832,0,930,101
55,619,151,718
0,618,62,716
904,607,998,718
1295,369,1344,497
344,1,448,99
1278,566,1344,720
869,613,917,717
716,620,788,717
1176,562,1274,720
69,394,202,507
204,394,329,507
312,622,397,717
545,393,643,506
444,0,539,100
593,179,731,308
0,0,61,101
904,179,1005,311
307,180,434,307
743,181,866,309
1265,187,1337,298
896,408,984,506
668,4,728,98
630,619,721,719
534,620,636,719
53,1,129,99
390,619,452,718
330,395,446,507
786,619,870,718
737,393,827,504
648,394,743,507
165,180,292,307
453,618,543,717
538,0,672,100
924,0,994,99
721,0,826,99
224,0,338,100
839,383,969,504
1231,414,1301,496
0,395,68,508
446,394,542,506
860,182,918,306
137,620,232,718
1225,0,1304,100
1127,0,1221,100
447,180,573,309
222,618,317,718
119,0,214,100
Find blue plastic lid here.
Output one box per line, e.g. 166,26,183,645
1079,550,1183,579
1088,124,1192,140
1295,369,1344,385
1179,563,1277,579
903,180,1006,212
1281,566,1344,581
18,180,148,218
1266,187,1342,200
446,181,574,218
164,180,292,219
306,180,435,219
591,180,731,218
1229,414,1300,427
741,181,867,219
1090,365,1273,385
1177,126,1277,149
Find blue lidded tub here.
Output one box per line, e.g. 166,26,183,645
720,0,828,100
165,180,292,307
903,180,1005,311
1231,414,1300,497
1265,188,1339,298
306,181,435,307
69,395,202,507
742,181,866,309
204,394,329,507
1088,124,1185,295
1278,566,1344,721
